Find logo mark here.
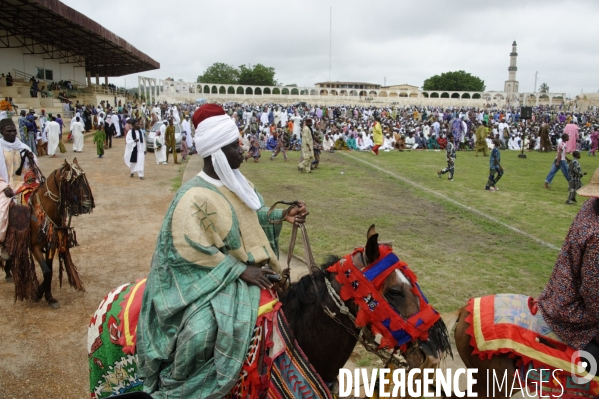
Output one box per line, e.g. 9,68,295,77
570,350,597,385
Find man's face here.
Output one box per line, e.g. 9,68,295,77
1,125,17,143
221,139,244,169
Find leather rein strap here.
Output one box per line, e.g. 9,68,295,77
267,200,318,283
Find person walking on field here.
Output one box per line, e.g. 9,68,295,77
437,133,456,181
485,139,504,191
93,123,106,158
544,133,571,189
71,116,85,153
269,130,288,161
539,122,552,153
474,121,489,156
124,119,145,180
298,119,314,173
371,116,383,155
154,130,167,165
165,118,178,164
566,151,586,204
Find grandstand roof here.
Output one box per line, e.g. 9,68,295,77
0,0,160,76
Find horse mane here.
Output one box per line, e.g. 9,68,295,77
279,255,341,329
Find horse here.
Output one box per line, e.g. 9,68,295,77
87,225,452,398
443,302,598,399
4,158,94,308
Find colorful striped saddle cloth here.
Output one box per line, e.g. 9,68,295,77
466,294,599,398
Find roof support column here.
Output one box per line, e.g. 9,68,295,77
95,74,99,85
105,76,108,86
86,71,91,86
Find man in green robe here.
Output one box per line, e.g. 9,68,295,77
137,104,308,398
93,124,106,158
475,121,490,157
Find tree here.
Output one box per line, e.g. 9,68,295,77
539,83,550,99
238,64,278,86
197,63,239,84
539,83,549,93
422,70,485,92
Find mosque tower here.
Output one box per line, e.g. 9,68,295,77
504,41,519,98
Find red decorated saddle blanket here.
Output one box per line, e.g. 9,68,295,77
466,294,599,398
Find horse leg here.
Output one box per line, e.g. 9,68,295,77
3,259,13,283
31,245,59,308
43,254,59,309
453,309,517,399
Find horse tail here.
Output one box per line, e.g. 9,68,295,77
440,309,461,334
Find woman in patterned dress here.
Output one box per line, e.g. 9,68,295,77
537,167,599,375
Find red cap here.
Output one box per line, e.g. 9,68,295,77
192,104,225,128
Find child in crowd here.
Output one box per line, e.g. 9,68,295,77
93,123,106,158
437,133,456,181
566,151,586,204
485,139,504,191
180,133,189,161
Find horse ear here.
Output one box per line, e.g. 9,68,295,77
365,231,379,265
73,158,80,167
367,224,377,240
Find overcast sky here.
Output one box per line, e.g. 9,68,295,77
62,0,598,97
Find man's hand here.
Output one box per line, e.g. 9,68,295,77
3,187,14,198
26,151,35,160
240,266,275,289
284,201,309,225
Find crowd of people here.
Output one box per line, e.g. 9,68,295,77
3,99,599,192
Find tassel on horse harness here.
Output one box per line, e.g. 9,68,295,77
267,201,409,370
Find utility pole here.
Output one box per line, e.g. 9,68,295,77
384,77,386,86
329,6,332,82
534,71,538,93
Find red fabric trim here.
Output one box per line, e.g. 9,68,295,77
116,279,146,354
465,296,581,367
328,246,440,349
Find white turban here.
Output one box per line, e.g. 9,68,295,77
194,114,261,210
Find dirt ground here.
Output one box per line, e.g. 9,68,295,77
0,135,185,398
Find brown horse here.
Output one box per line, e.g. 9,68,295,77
4,158,94,308
88,225,452,397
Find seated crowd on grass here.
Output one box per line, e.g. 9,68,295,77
222,103,599,156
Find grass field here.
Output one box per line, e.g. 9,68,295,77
239,148,599,313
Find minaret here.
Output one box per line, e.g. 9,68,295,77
504,41,519,98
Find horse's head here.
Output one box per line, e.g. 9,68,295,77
329,224,451,369
56,158,95,216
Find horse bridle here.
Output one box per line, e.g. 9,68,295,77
268,201,412,369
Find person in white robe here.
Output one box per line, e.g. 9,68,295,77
280,108,288,127
181,115,193,148
154,131,167,165
382,134,396,151
152,105,161,122
71,116,85,152
290,111,302,139
111,113,122,137
124,119,145,179
260,107,269,127
274,108,281,126
45,117,61,157
171,106,181,124
508,136,520,150
322,134,334,152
